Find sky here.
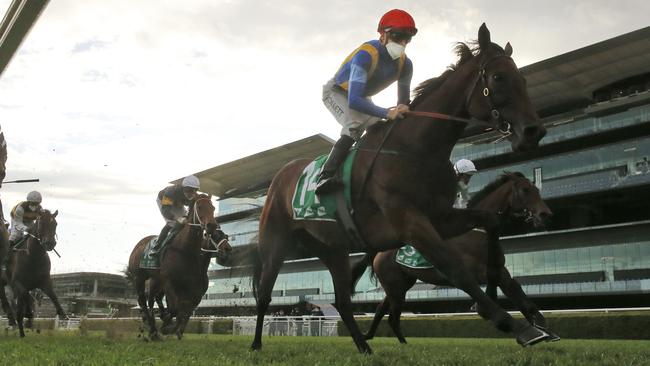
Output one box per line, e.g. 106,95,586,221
0,0,648,274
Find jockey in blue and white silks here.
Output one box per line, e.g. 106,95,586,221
317,9,418,195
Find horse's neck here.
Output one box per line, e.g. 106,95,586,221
173,226,203,253
390,63,477,158
472,183,512,215
26,237,47,259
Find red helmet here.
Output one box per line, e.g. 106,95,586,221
377,9,417,36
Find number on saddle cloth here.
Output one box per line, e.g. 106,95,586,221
291,150,358,221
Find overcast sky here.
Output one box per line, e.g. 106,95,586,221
1,0,648,274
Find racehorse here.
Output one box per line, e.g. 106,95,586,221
250,24,548,354
7,210,67,337
0,220,16,325
359,172,559,343
127,194,231,340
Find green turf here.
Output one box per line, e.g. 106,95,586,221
0,331,649,366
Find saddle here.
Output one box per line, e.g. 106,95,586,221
139,228,180,269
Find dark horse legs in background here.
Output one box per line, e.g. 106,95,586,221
359,173,559,343
251,24,548,354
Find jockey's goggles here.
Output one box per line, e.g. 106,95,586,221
388,31,413,44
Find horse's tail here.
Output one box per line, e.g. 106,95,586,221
350,252,375,295
123,266,135,284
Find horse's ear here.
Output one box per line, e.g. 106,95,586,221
53,210,58,217
504,42,513,56
478,23,491,50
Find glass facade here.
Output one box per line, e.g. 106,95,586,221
199,74,650,311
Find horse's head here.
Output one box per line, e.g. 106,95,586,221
33,209,58,251
505,173,552,227
210,226,232,265
469,172,552,228
190,194,232,262
190,194,218,232
466,24,546,152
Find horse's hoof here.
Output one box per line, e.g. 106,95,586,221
250,342,262,351
532,323,560,342
359,345,373,355
516,325,549,347
150,332,163,342
363,333,374,340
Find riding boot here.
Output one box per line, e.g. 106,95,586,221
315,135,355,195
154,225,172,251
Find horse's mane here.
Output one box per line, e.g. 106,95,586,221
467,171,526,208
410,41,504,109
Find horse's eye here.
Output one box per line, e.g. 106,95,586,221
492,73,503,82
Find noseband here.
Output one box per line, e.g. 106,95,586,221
190,197,228,254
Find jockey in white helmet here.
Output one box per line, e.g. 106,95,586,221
155,175,200,247
453,159,477,209
8,191,43,245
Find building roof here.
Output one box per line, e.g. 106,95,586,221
522,26,650,115
176,134,334,198
0,0,50,77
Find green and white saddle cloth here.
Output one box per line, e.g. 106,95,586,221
139,236,161,269
292,149,357,221
395,244,435,269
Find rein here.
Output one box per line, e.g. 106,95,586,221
405,53,516,142
189,197,228,254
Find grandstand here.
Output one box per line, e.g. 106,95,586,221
183,26,650,315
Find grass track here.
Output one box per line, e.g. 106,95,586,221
1,331,649,366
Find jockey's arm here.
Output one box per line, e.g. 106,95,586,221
12,205,28,232
347,52,389,119
397,59,413,105
159,196,176,221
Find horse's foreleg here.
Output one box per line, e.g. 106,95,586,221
322,252,372,354
0,284,15,326
15,291,26,337
439,208,502,301
365,297,389,340
40,280,67,320
498,268,560,342
382,203,547,347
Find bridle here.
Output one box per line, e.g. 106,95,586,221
189,197,228,254
16,215,61,258
407,53,514,142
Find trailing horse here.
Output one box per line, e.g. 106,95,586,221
7,210,66,337
0,220,15,325
126,194,231,340
251,24,547,354
359,172,560,343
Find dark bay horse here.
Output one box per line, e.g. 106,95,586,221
251,24,547,354
127,194,231,340
8,210,67,337
361,172,559,343
0,220,15,325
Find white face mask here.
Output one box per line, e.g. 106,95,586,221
385,41,405,60
29,204,38,211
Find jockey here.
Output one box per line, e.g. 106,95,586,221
155,175,200,246
8,191,43,247
316,9,417,194
453,159,478,209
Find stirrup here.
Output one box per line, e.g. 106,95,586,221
315,176,343,195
